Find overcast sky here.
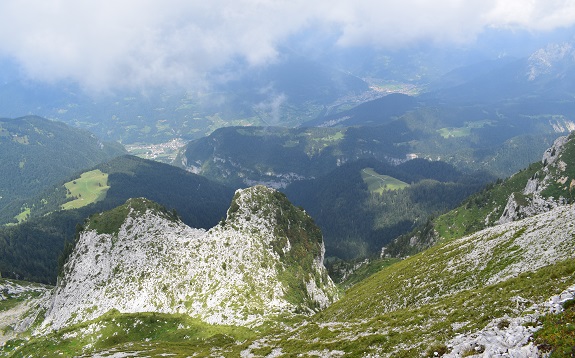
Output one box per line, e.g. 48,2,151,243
0,0,574,91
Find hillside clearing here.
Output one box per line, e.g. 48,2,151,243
361,168,409,194
437,120,493,139
61,170,109,210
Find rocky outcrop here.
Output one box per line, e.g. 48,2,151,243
498,133,573,224
445,284,575,357
0,280,51,346
41,186,338,331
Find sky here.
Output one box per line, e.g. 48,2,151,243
0,0,574,92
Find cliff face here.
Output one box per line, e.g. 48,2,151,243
498,132,575,224
41,186,338,331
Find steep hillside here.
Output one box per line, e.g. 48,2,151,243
1,155,234,226
440,132,575,233
179,126,347,188
38,186,336,332
498,132,575,223
255,203,575,356
0,116,125,210
386,131,575,257
0,279,51,347
284,158,484,259
0,155,234,284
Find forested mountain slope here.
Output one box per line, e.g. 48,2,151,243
386,131,575,258
0,116,125,210
0,155,234,284
284,158,484,259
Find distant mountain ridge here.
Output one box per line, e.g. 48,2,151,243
303,93,418,128
0,52,369,144
182,92,568,188
428,41,575,104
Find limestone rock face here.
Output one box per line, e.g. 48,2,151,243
41,186,338,331
498,133,574,224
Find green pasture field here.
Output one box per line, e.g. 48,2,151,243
361,168,409,194
61,170,110,210
437,120,493,139
13,208,30,223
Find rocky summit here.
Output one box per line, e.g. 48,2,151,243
40,186,338,331
498,132,575,224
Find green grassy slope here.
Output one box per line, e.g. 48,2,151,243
61,170,109,210
433,162,541,240
254,204,575,356
437,131,575,240
361,168,409,194
386,132,575,258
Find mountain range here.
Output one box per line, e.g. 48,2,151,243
0,52,368,144
2,42,575,149
2,135,575,355
1,40,575,357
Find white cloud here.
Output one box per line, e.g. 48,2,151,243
486,0,575,30
0,0,573,91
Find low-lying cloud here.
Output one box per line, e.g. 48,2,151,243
0,0,573,91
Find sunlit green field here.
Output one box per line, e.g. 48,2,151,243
361,168,409,194
437,120,493,138
13,207,30,223
61,170,109,210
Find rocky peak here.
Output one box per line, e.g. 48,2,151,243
541,134,570,168
527,42,575,81
41,188,338,332
225,185,325,260
498,132,574,224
